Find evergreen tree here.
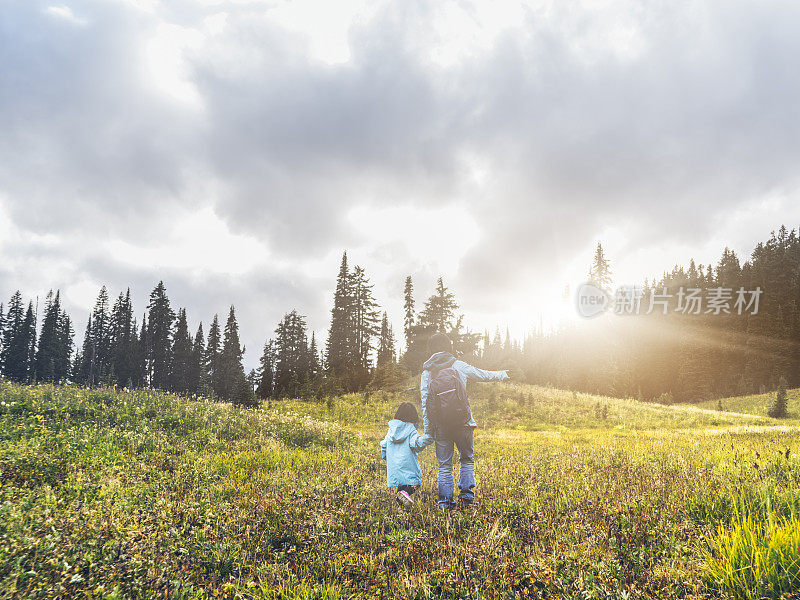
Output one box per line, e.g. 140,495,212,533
188,323,205,396
23,303,36,382
77,315,94,385
218,306,251,405
373,311,401,390
110,289,136,387
256,340,276,400
55,309,73,382
769,377,789,418
146,281,175,390
247,369,258,396
274,310,309,398
206,314,222,397
377,312,395,367
403,275,415,350
34,290,60,382
402,277,479,366
78,287,112,385
351,265,380,384
1,292,26,381
418,278,458,333
326,252,354,383
308,332,321,376
33,291,72,383
169,308,193,394
134,315,147,387
90,286,112,382
716,247,742,289
0,303,5,357
588,243,613,291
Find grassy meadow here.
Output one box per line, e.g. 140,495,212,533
2,380,800,599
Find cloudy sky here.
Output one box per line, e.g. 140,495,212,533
2,0,800,367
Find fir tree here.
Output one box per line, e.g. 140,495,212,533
377,312,395,367
403,275,415,350
77,315,94,385
146,281,175,390
418,278,458,333
169,308,193,394
403,278,479,365
188,323,205,396
110,289,136,387
274,310,309,398
351,265,380,383
23,303,37,382
206,314,222,398
0,302,4,353
90,286,112,382
33,291,72,383
134,315,147,387
34,290,61,382
588,243,612,291
716,247,742,289
256,340,276,400
218,306,251,405
55,309,73,382
769,377,789,418
326,252,354,382
308,331,321,376
1,292,27,381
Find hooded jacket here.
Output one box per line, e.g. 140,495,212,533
380,419,427,487
420,351,509,441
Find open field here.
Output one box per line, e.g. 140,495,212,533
2,380,800,599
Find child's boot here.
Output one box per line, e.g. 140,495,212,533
395,490,414,508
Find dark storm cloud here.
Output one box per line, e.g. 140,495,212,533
2,0,800,354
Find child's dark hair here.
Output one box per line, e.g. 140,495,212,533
394,402,419,425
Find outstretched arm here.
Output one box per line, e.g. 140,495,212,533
457,361,509,382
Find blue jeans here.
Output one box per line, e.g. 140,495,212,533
435,427,474,509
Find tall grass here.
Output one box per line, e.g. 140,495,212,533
3,381,800,598
706,510,800,598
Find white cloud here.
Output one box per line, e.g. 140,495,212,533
348,204,481,278
105,207,270,276
143,22,206,109
44,4,87,25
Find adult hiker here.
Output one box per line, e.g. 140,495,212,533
420,332,510,510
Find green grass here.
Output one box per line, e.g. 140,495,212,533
283,382,767,435
695,387,800,421
2,380,800,598
705,511,800,599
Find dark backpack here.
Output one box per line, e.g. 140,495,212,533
428,366,470,435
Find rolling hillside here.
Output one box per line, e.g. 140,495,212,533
694,387,800,420
1,380,799,599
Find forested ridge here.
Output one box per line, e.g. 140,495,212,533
1,227,798,404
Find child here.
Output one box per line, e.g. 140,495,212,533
380,402,431,508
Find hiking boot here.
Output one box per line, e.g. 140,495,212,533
395,490,413,509
458,497,474,509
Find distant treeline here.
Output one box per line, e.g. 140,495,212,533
476,226,800,403
0,283,254,404
0,252,485,403
1,227,797,404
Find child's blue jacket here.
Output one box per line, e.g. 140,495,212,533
380,419,427,487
